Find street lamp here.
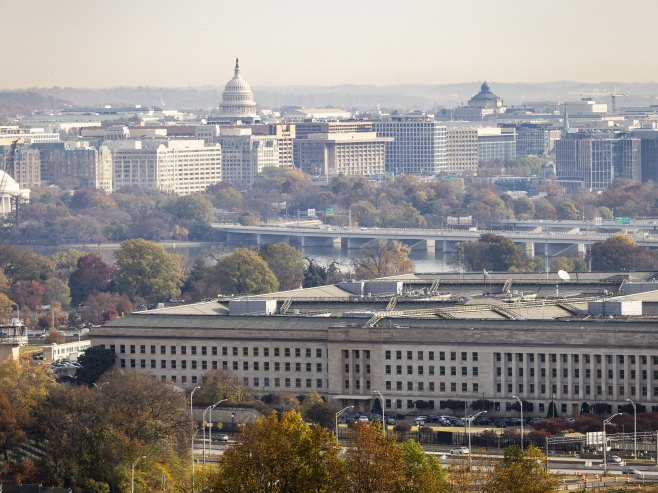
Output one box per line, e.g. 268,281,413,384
207,399,227,457
602,412,622,474
626,399,637,459
373,390,385,433
190,386,200,493
335,405,354,444
467,410,487,467
551,394,556,419
131,455,147,493
512,395,524,452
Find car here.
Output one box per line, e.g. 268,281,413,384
213,433,229,442
386,417,396,425
609,455,622,464
622,467,641,475
450,447,470,455
357,416,369,423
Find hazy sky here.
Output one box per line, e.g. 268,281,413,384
5,0,658,89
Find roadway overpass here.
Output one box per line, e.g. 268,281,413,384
213,224,658,258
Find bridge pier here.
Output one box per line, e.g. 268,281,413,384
344,237,370,250
299,236,340,248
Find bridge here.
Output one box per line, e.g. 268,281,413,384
494,218,658,233
214,224,658,258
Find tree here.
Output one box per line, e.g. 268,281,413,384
0,359,54,462
114,239,183,302
205,248,278,295
164,194,215,225
300,392,336,429
259,243,305,291
486,445,559,493
399,439,449,493
353,239,414,280
80,292,133,325
460,234,527,272
590,234,657,271
44,327,65,344
195,369,255,405
0,245,53,283
69,254,112,306
211,410,342,493
42,277,71,306
471,399,494,411
342,422,407,493
11,280,44,310
75,345,117,385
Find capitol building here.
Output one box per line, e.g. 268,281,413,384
217,58,259,123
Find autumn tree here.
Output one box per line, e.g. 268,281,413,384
0,358,54,462
300,392,336,429
259,243,305,291
69,254,112,305
80,292,133,325
590,234,658,271
11,280,44,310
342,422,407,493
399,439,449,493
75,345,116,385
114,239,183,302
485,445,559,493
44,327,65,344
0,245,53,283
211,410,342,493
164,193,215,226
196,369,255,405
353,239,414,280
205,248,278,295
460,234,528,272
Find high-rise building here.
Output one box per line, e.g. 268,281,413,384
294,121,373,140
293,132,391,177
109,140,222,195
250,124,296,169
216,59,258,124
446,126,478,175
477,127,516,163
218,128,278,189
555,132,641,190
35,142,113,193
631,129,658,183
0,144,41,188
508,123,561,156
373,113,447,176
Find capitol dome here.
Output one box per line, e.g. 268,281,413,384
219,58,257,121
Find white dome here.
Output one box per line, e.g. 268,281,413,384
219,58,257,120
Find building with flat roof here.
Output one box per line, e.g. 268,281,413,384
218,127,278,189
92,272,658,418
35,142,113,193
373,113,447,176
446,127,478,175
477,127,516,163
510,123,561,156
293,132,391,177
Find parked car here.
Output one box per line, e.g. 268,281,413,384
450,447,470,455
386,417,396,425
213,433,229,442
609,455,622,464
357,416,369,423
622,466,641,475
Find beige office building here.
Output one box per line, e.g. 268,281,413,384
446,127,479,175
218,128,278,188
250,124,296,169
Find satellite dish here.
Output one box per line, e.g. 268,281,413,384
557,270,571,281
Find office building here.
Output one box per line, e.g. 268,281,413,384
250,124,296,169
0,126,60,145
555,132,641,190
631,129,658,183
218,128,278,189
109,139,222,195
293,132,391,177
446,126,478,175
373,113,447,176
477,127,516,163
511,123,561,156
35,142,113,193
0,144,41,188
92,273,658,417
294,121,374,141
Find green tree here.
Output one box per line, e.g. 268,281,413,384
164,194,215,225
42,277,72,306
205,248,278,295
211,410,342,493
590,234,658,271
260,243,305,291
300,392,336,429
485,445,559,493
353,239,414,280
460,234,527,272
0,245,53,283
399,439,449,493
556,200,580,220
75,345,117,385
114,239,184,302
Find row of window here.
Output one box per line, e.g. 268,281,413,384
385,365,479,377
114,344,323,358
495,382,657,398
120,359,323,373
158,373,324,390
496,366,658,380
384,350,479,362
495,353,658,366
384,381,479,393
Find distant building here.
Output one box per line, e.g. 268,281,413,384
561,98,608,115
454,82,507,121
477,127,516,163
218,128,279,189
250,124,296,169
108,139,222,195
35,142,113,193
0,125,60,145
632,129,658,183
373,113,447,176
216,59,259,124
293,132,391,177
0,170,30,216
0,144,41,188
555,132,641,190
510,123,561,156
446,126,479,175
282,108,352,121
294,121,373,140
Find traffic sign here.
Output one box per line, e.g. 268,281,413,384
326,208,335,216
614,216,631,225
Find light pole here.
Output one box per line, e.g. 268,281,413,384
627,399,637,459
208,399,227,456
551,394,556,419
335,405,354,444
373,390,385,433
131,455,146,493
603,412,622,474
467,410,487,467
190,386,200,493
512,395,524,451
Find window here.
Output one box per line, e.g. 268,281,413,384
191,346,197,355
451,367,456,376
306,348,311,358
295,348,301,358
450,352,456,361
396,351,402,360
232,362,238,370
285,348,291,357
170,346,176,355
440,351,445,361
385,350,391,360
407,382,413,391
429,366,435,376
202,346,207,356
140,345,145,354
461,352,467,361
285,362,291,372
461,367,467,376
429,351,435,361
160,345,165,355
212,347,217,356
317,363,322,372
222,347,228,356
264,348,269,357
243,362,248,371
473,367,479,376
182,360,187,369
296,362,302,372
120,345,126,354
150,345,155,354
472,352,478,361
275,348,280,357
160,360,166,369
316,349,322,358
243,347,248,357
386,381,392,390
462,383,467,392
440,366,445,376
407,351,412,360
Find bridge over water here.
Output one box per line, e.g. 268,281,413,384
214,224,658,258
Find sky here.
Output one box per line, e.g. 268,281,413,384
5,0,658,89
